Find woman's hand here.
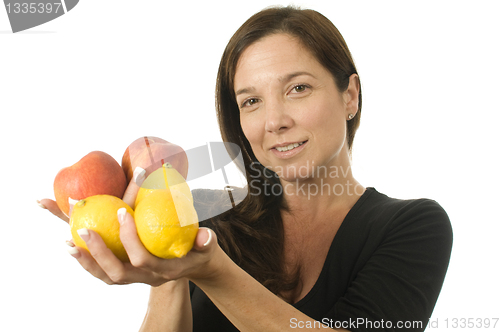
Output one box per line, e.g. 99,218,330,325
39,165,221,286
67,208,219,287
38,198,69,222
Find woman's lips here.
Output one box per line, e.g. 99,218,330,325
271,140,308,158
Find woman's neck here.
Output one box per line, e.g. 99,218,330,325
280,155,365,223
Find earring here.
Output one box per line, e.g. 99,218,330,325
348,113,354,120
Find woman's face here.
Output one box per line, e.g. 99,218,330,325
234,33,357,182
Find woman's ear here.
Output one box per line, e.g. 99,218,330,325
343,74,360,116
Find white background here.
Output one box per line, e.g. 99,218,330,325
1,0,499,331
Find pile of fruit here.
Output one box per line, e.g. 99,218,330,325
53,136,199,261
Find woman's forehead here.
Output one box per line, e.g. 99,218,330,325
237,34,309,66
234,34,322,87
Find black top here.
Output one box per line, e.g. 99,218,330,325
189,187,453,331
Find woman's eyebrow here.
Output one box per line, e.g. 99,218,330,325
279,71,316,83
235,86,255,97
235,71,315,97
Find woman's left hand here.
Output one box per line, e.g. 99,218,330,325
68,209,220,287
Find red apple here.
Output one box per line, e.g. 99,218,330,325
54,151,127,216
121,136,189,182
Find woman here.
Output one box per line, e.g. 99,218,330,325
40,6,452,331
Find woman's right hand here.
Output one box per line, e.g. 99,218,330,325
39,165,222,287
39,167,197,331
38,198,69,223
65,209,218,286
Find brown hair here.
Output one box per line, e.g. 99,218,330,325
211,5,361,299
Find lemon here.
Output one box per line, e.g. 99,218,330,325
134,189,199,259
70,195,134,262
135,163,192,207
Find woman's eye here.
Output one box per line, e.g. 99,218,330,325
242,98,259,108
294,85,307,92
290,84,310,94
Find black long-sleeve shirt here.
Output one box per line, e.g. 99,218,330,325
189,187,453,331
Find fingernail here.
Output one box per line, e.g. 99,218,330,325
36,200,46,209
67,246,80,257
68,197,79,206
68,197,79,216
203,229,212,247
117,207,127,225
133,167,146,186
77,228,90,242
66,240,75,247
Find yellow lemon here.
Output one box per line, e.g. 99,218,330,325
135,163,192,207
134,189,199,259
70,195,134,262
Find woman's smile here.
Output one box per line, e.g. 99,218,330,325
271,140,308,158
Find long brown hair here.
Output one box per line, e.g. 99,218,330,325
211,5,361,298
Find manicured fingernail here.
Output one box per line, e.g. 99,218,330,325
68,197,79,206
66,240,75,247
203,229,212,247
77,228,90,242
36,200,46,209
67,246,80,256
117,207,127,225
68,197,79,216
133,167,146,186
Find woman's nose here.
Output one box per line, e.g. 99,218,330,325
264,100,294,133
